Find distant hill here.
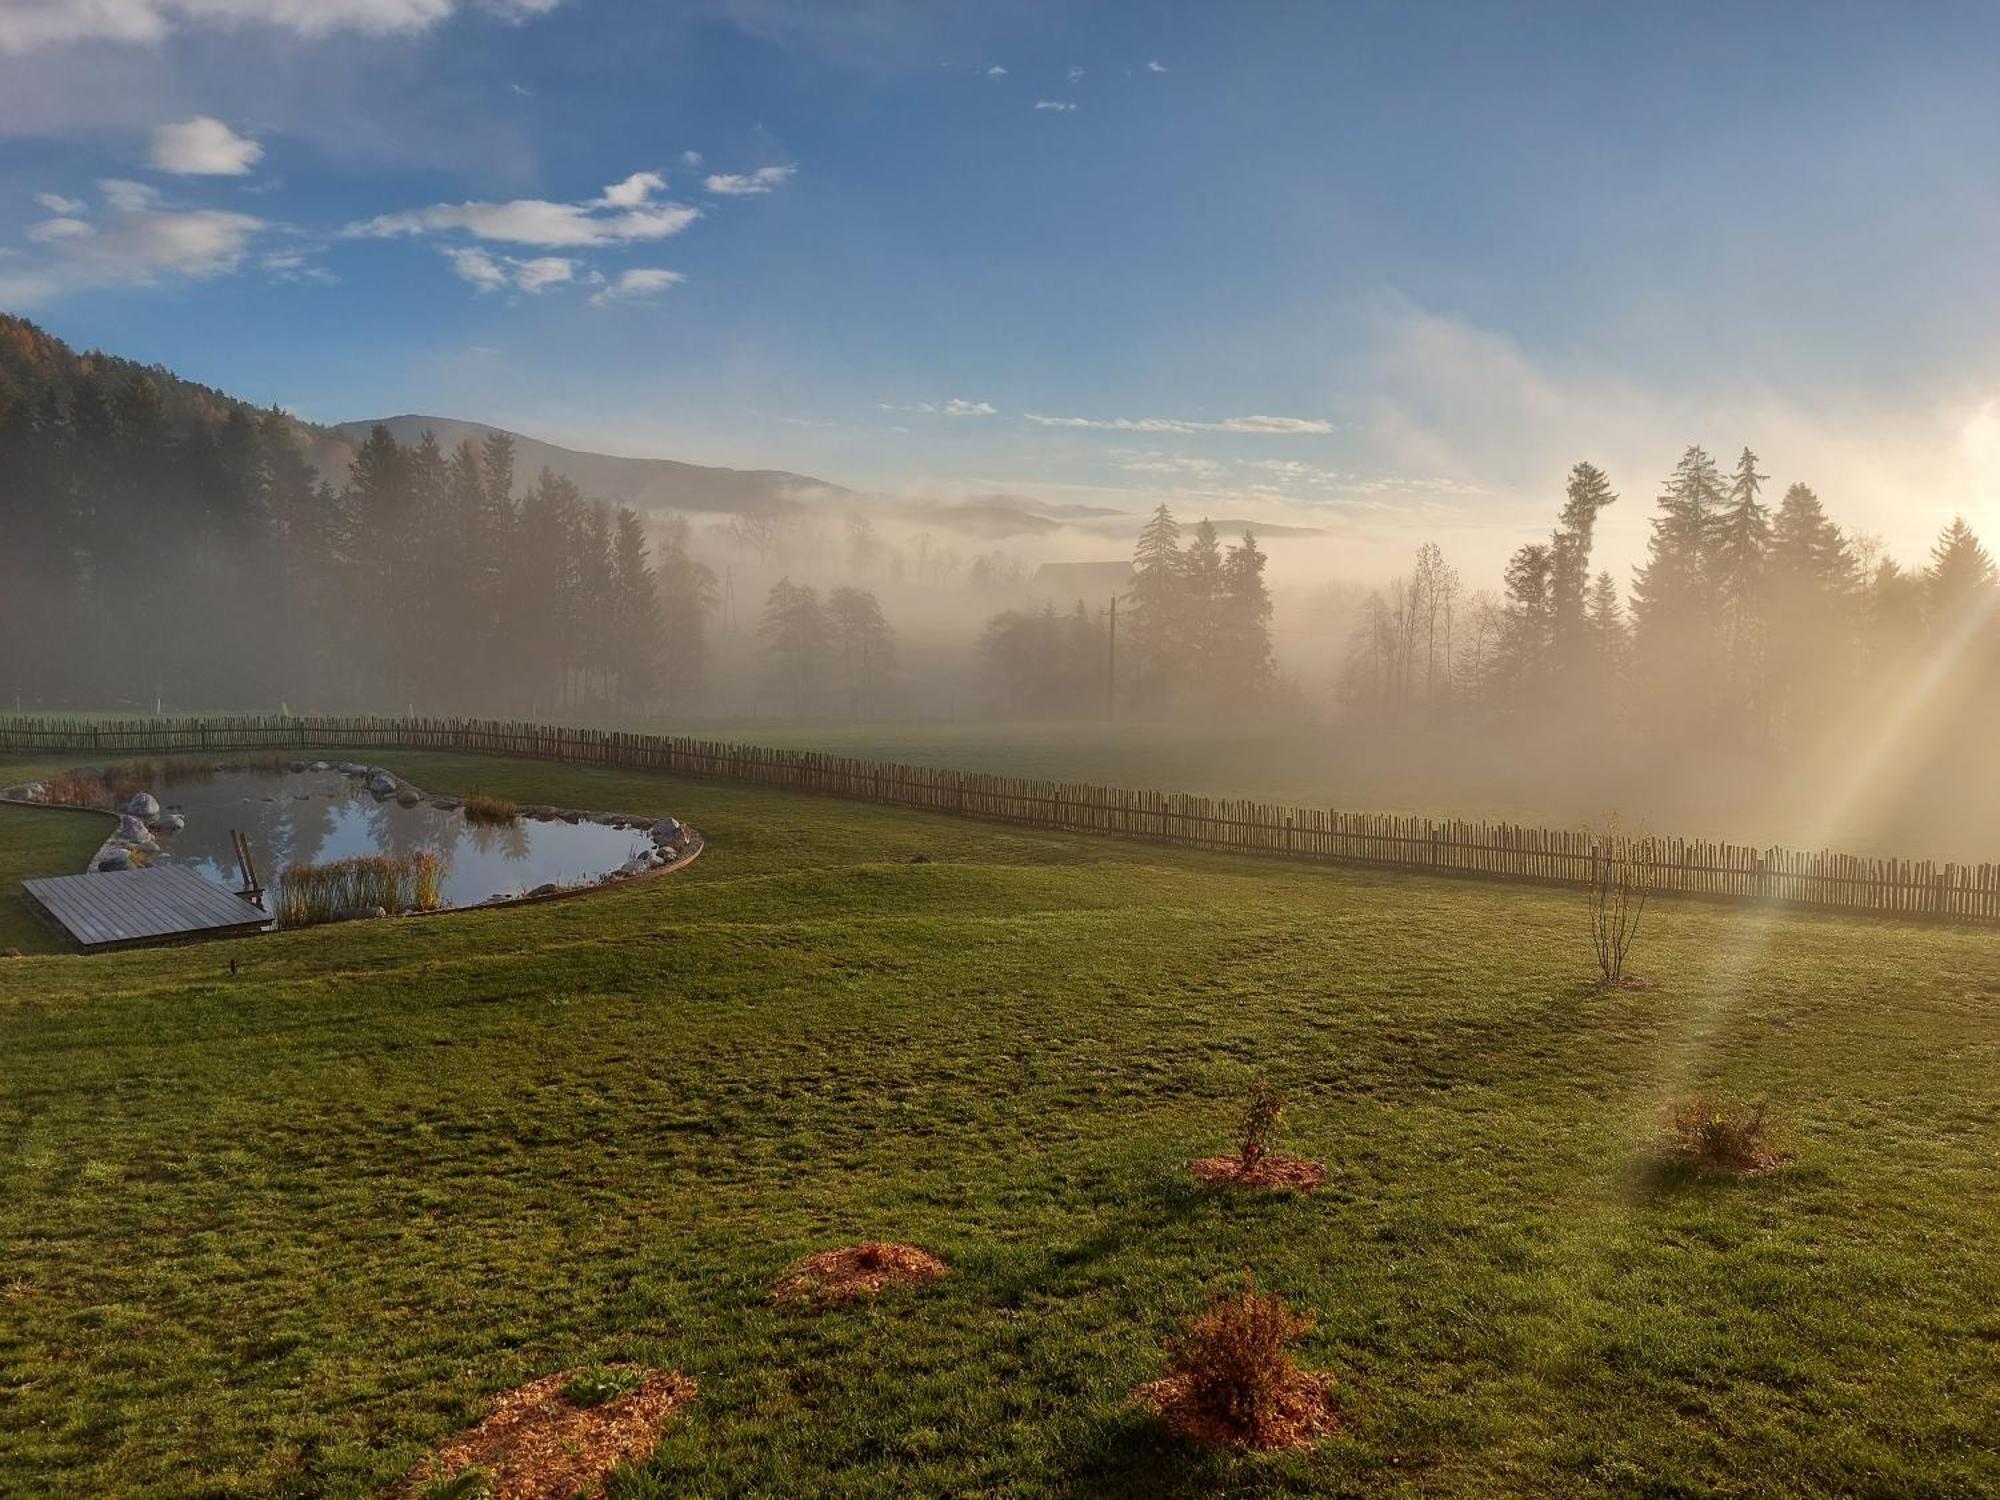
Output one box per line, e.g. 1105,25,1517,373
324,415,851,517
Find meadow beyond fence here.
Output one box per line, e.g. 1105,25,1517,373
4,715,1997,926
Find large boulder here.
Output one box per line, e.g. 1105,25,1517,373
366,772,398,797
126,791,160,819
650,817,682,842
154,812,186,834
116,813,152,843
96,849,133,872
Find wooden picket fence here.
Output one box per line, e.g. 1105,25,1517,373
3,713,1997,925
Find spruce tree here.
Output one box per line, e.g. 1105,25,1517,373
1549,462,1617,688
1127,504,1183,705
1926,516,1996,626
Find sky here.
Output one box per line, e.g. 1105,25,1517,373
2,0,1999,579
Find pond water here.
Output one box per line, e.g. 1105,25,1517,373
149,768,657,911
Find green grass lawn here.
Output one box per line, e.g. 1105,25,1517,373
0,748,1995,1497
0,803,111,954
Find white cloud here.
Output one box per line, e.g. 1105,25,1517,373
596,170,664,208
1067,65,1083,83
442,245,581,293
35,192,87,214
348,178,701,246
261,250,337,284
149,115,263,175
680,149,703,166
99,177,158,211
985,64,1005,77
27,216,92,241
0,0,568,54
1034,99,1077,112
702,164,796,197
1146,59,1167,73
1026,412,1335,435
880,398,997,417
588,266,684,305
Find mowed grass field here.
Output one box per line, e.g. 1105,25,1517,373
0,748,1996,1497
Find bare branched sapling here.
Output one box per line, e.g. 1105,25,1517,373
1588,833,1654,985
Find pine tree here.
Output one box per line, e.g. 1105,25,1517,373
1497,542,1554,701
1630,444,1728,725
1178,517,1225,690
655,513,717,708
1549,462,1617,689
1127,504,1182,704
1218,528,1275,699
1926,515,1996,627
609,506,664,709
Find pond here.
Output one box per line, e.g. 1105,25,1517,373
148,767,663,912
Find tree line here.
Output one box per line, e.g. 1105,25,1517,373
975,506,1277,717
0,322,715,713
1343,445,1997,753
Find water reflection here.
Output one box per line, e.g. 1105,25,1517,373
153,769,654,910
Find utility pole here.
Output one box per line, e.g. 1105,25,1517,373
1106,594,1117,720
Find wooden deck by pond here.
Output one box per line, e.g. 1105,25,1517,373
23,866,270,950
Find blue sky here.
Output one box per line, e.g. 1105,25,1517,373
2,0,1997,574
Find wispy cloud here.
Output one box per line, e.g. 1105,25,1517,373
1027,412,1335,435
35,192,87,215
0,0,570,55
1146,59,1168,73
589,266,683,305
4,177,265,304
985,64,1006,78
1067,65,1084,83
880,398,997,417
703,165,796,197
346,173,699,246
680,149,703,166
1033,100,1077,112
149,116,263,176
443,246,581,293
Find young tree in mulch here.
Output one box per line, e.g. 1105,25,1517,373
771,1241,948,1305
1661,1095,1787,1175
388,1365,696,1500
1135,1276,1339,1450
1189,1080,1327,1191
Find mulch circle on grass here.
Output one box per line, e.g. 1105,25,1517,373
1188,1155,1328,1192
1134,1367,1339,1451
771,1242,948,1304
386,1366,695,1500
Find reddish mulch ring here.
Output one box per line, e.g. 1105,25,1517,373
385,1367,696,1500
771,1242,948,1304
1188,1155,1328,1192
1134,1368,1339,1451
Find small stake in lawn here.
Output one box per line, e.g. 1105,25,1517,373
1589,832,1655,986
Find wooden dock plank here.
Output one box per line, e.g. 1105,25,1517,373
22,866,269,950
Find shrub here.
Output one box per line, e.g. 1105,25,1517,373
1588,833,1655,985
560,1366,644,1408
1142,1276,1336,1449
1236,1079,1284,1174
42,769,107,807
462,792,519,825
1665,1096,1779,1172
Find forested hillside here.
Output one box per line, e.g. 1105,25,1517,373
0,314,695,713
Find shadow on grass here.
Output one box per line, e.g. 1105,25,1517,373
1062,1409,1235,1498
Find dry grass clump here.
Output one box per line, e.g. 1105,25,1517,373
1189,1080,1327,1192
389,1366,695,1500
771,1242,948,1304
276,851,447,926
463,792,520,825
42,769,109,807
1662,1095,1785,1174
1136,1277,1338,1450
